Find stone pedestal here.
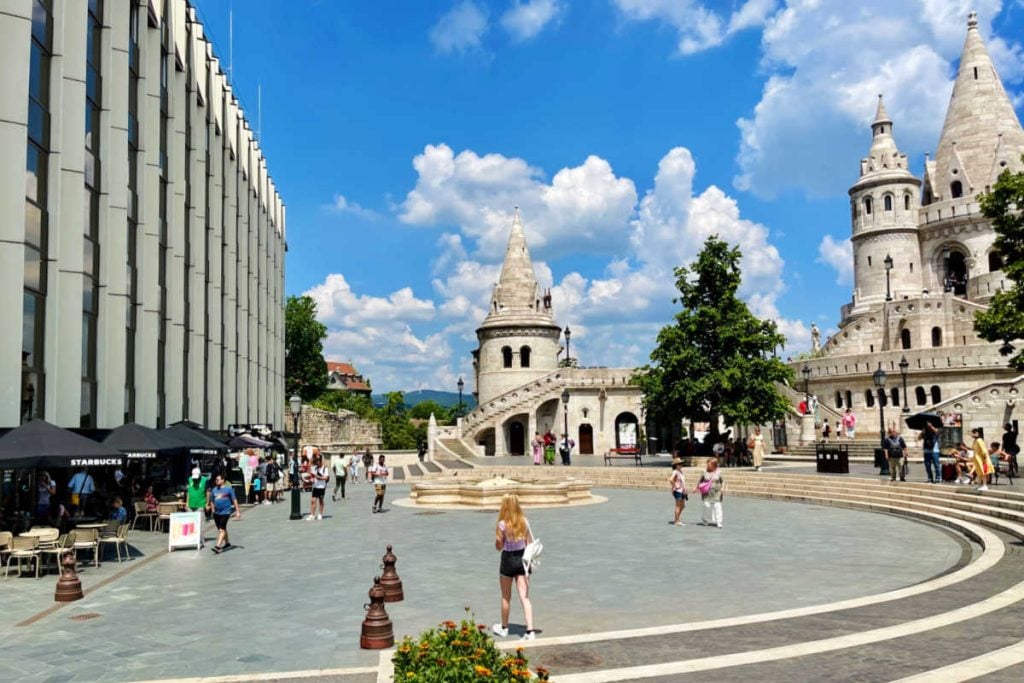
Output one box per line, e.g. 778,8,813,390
799,414,817,445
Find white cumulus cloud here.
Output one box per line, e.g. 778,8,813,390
324,194,379,220
501,0,565,41
612,0,776,55
430,1,489,54
817,235,854,286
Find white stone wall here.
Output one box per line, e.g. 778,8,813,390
476,328,561,405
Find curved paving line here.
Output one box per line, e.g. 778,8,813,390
130,666,379,683
891,639,1024,682
498,508,1002,651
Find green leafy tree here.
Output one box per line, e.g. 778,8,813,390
634,236,793,440
310,390,376,419
409,400,455,423
285,295,328,402
975,166,1024,367
380,392,418,449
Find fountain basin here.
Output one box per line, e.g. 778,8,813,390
401,475,603,509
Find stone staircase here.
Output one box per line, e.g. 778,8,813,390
781,439,884,461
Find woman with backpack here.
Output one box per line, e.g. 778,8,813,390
492,493,536,641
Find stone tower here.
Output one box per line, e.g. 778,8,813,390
848,95,923,314
474,211,562,406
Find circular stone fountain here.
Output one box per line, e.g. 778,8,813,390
397,475,605,510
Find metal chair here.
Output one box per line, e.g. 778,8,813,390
71,527,100,568
156,502,179,532
132,501,158,531
0,531,12,570
4,536,40,579
39,533,73,576
99,524,130,563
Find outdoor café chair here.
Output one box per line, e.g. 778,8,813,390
71,527,100,568
99,524,130,563
156,502,179,532
34,527,60,549
0,531,12,569
132,501,158,531
4,536,40,579
39,533,73,576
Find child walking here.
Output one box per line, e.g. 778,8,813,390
696,457,725,528
668,458,687,526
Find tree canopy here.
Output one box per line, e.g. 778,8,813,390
634,236,793,437
285,295,328,402
975,165,1024,368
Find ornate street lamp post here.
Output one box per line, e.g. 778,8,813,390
884,253,894,302
288,395,303,521
801,363,811,412
873,364,889,476
564,325,572,366
560,388,570,465
457,376,464,418
899,355,910,414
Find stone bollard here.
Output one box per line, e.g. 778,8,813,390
379,544,404,603
54,551,84,602
360,576,394,649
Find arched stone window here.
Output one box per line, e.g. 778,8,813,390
845,390,853,409
904,193,911,211
865,390,875,408
501,346,513,368
890,388,900,407
931,327,942,347
930,385,942,404
835,391,843,409
951,181,963,199
519,346,531,368
989,250,1004,272
901,329,912,350
864,196,873,215
884,195,893,211
915,387,927,405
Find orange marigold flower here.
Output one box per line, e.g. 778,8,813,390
442,620,457,629
477,624,487,632
473,665,493,677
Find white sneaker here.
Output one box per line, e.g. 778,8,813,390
316,514,323,520
716,523,723,528
305,514,315,521
977,485,989,492
521,631,536,641
263,501,271,505
492,624,509,638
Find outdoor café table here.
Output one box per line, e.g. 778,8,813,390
18,528,56,538
73,522,107,530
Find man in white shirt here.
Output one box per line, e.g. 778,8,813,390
368,455,390,514
331,453,349,501
306,453,330,520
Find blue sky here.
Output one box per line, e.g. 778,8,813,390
194,0,1024,393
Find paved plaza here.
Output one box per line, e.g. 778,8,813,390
0,476,972,682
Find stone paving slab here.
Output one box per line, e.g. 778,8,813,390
0,488,963,682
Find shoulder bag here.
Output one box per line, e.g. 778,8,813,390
522,520,542,573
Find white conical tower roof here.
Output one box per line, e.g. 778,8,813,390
932,11,1024,196
478,210,559,332
851,95,918,189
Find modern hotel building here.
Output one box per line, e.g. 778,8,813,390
0,0,286,430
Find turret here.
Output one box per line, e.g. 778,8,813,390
474,210,562,405
847,95,923,313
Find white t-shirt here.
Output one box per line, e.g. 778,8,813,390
332,457,348,477
311,465,329,490
368,464,389,485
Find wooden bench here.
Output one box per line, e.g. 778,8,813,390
604,447,642,467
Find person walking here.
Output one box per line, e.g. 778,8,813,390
208,473,240,553
696,458,725,528
922,422,942,484
36,471,56,519
265,456,281,503
558,433,574,466
971,428,992,491
531,432,543,466
368,455,390,513
332,452,349,501
822,420,832,443
307,454,329,520
67,467,95,518
668,458,687,526
884,427,908,482
492,493,536,641
750,427,765,472
350,448,362,483
361,448,373,482
842,408,856,440
542,430,555,465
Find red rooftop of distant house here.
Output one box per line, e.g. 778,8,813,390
326,361,358,376
346,381,370,391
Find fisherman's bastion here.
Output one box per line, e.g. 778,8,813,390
431,12,1024,459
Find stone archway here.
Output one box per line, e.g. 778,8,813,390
508,421,526,455
477,427,496,456
615,412,639,449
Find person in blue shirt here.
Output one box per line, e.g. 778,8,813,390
208,473,240,554
109,496,128,524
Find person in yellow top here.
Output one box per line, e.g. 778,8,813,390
971,428,992,492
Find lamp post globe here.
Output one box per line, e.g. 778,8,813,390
898,355,910,414
288,395,303,520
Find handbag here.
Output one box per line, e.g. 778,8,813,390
697,478,713,495
522,520,542,573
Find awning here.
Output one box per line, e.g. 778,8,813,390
102,422,190,458
0,419,126,469
228,433,274,449
163,424,230,456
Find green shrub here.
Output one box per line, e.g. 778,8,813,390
392,611,549,682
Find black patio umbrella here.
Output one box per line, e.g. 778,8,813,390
905,412,943,431
170,420,230,445
163,424,229,456
0,419,125,469
101,422,189,460
228,433,274,450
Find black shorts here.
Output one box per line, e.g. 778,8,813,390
213,513,231,530
500,549,526,578
311,488,325,499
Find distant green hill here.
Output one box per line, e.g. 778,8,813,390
372,390,477,410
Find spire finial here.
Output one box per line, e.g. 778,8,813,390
512,206,521,225
967,11,978,29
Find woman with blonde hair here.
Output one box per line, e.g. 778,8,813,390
493,493,536,641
